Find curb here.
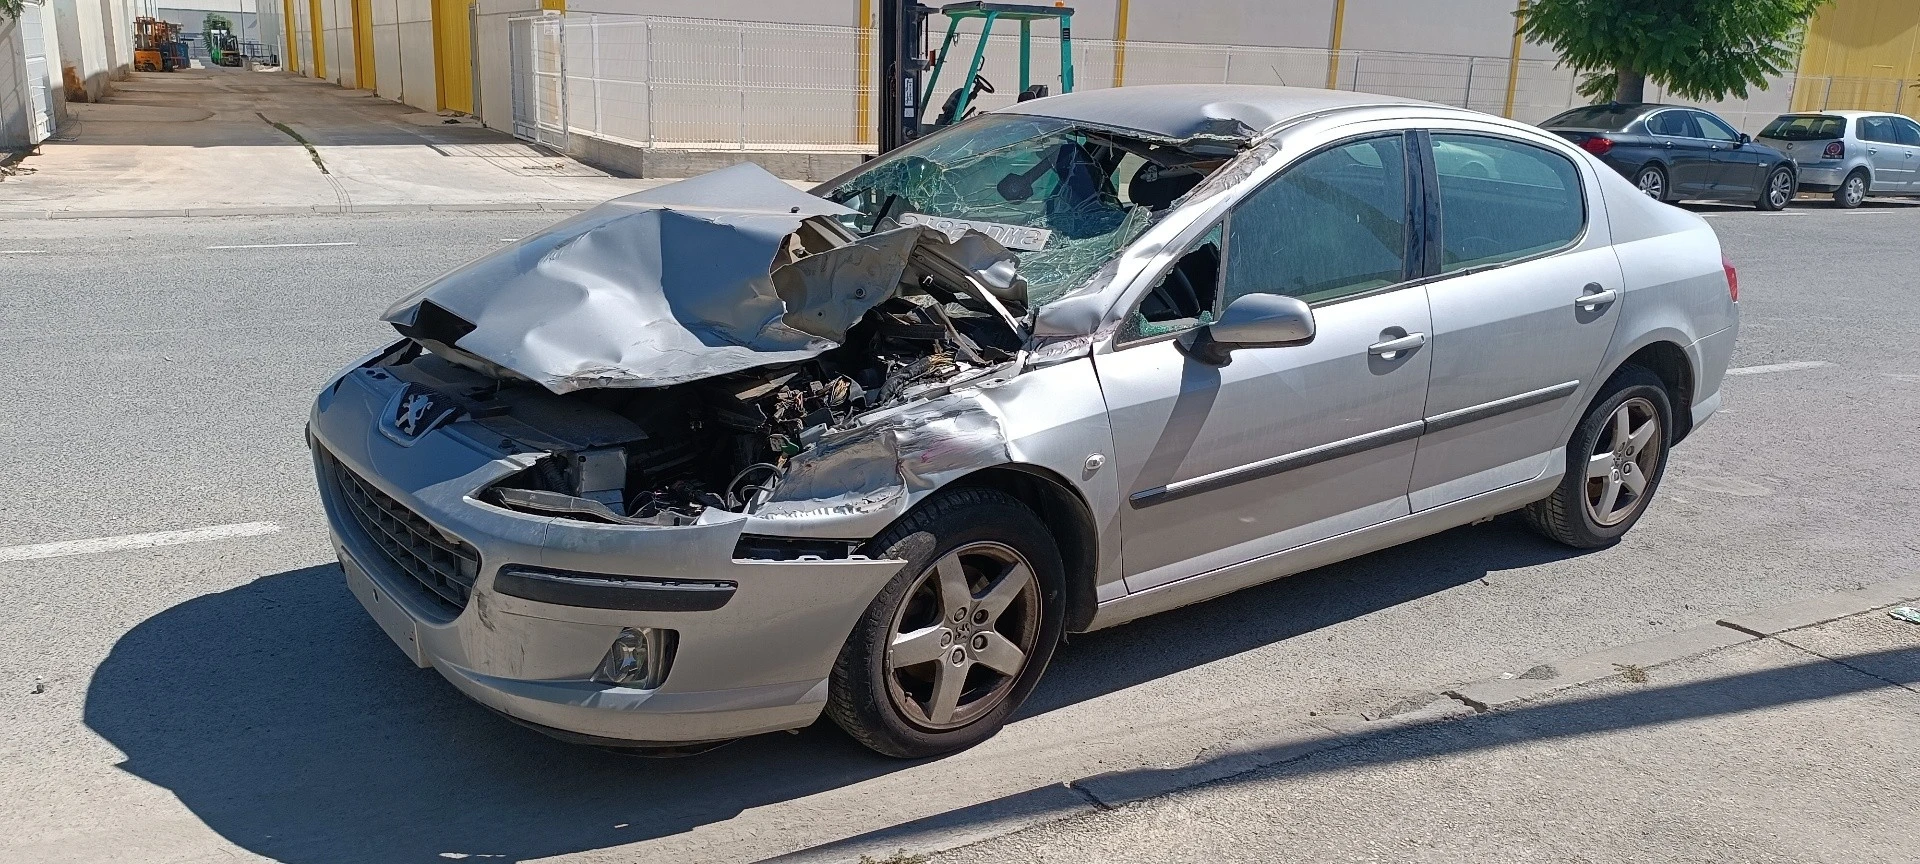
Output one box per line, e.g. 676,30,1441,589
769,573,1920,863
0,201,608,220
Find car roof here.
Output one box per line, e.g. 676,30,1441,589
994,84,1440,141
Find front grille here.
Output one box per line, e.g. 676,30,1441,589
322,449,481,614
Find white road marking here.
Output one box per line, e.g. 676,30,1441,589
0,249,49,254
1724,360,1833,376
206,242,359,250
0,522,283,563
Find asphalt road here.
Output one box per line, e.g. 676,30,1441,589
2,200,1917,864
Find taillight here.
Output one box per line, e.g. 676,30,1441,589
1822,140,1844,159
1580,136,1614,156
1722,256,1739,302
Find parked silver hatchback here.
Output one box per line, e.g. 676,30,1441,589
1758,110,1920,207
309,85,1740,758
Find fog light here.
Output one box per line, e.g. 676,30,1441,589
591,627,677,689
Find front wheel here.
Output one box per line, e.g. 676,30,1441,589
1524,367,1673,549
1757,166,1794,210
825,488,1064,758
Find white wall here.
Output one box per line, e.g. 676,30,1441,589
1,12,30,147
319,0,351,86
395,0,435,109
474,0,537,129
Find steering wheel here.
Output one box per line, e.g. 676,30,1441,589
971,75,996,95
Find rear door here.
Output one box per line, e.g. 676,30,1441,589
1408,129,1623,509
1890,117,1920,191
1857,116,1909,190
1646,110,1715,197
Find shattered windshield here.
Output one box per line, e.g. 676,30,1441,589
824,114,1211,306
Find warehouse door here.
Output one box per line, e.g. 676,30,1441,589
352,0,373,89
432,0,472,113
21,1,58,143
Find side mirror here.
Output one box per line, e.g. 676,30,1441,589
1179,293,1316,365
1737,132,1752,147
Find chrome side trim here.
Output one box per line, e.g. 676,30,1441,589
1088,469,1563,632
1423,380,1581,434
1129,420,1426,508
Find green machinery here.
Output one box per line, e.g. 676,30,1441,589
206,28,242,67
877,1,1075,151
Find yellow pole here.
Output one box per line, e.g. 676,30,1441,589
1504,0,1526,118
309,0,327,79
1324,0,1346,89
283,0,299,72
857,0,873,144
1113,0,1130,87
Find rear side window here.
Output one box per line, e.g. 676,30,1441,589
1430,134,1584,273
1761,115,1846,140
1895,118,1920,147
1858,116,1895,144
1647,111,1698,138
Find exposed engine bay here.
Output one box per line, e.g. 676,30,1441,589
373,233,1025,527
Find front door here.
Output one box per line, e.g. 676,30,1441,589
1696,111,1764,199
1409,130,1623,509
1097,134,1432,594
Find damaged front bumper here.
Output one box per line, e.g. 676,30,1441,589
311,366,906,745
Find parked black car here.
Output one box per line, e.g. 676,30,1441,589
1540,103,1798,210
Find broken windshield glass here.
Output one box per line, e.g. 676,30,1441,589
824,114,1216,306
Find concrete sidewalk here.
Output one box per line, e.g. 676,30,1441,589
0,65,664,219
792,586,1920,864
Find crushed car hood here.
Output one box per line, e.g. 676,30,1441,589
383,163,1025,395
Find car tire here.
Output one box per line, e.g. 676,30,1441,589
1756,166,1794,210
825,487,1065,759
1634,165,1668,202
1832,170,1868,209
1524,366,1674,549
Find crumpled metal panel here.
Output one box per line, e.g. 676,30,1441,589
753,392,1011,531
382,164,857,394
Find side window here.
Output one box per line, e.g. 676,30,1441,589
1858,116,1893,144
1123,223,1222,340
1431,134,1584,273
1648,111,1694,137
1221,135,1410,306
1893,118,1920,147
1694,112,1739,142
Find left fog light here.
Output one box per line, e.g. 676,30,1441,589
592,627,677,689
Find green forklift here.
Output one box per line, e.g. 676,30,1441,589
877,1,1075,152
206,27,243,67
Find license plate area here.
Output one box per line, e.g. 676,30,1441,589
343,551,430,668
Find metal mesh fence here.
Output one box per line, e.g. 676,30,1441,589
517,13,1917,153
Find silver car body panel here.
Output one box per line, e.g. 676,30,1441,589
314,85,1737,745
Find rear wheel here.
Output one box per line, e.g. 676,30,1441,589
1634,165,1668,201
1833,170,1868,208
826,488,1064,758
1525,367,1673,549
1757,166,1794,210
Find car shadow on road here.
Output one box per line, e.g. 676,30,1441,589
83,517,1586,863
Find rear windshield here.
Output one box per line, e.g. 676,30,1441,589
1760,115,1846,140
1541,105,1649,130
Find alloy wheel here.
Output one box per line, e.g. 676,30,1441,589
1584,397,1663,527
1843,175,1866,207
1637,169,1664,200
1768,170,1793,208
884,541,1042,730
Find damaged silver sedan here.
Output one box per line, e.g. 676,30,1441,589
310,85,1739,757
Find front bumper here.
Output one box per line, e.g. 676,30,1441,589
312,365,905,745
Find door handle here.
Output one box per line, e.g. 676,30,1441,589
1576,284,1618,309
1368,332,1427,357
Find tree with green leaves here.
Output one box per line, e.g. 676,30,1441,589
1,0,22,22
1517,0,1830,104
